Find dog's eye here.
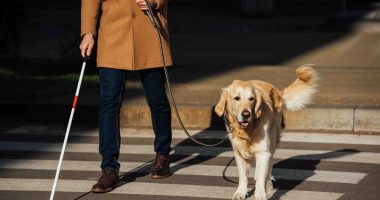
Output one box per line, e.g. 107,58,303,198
234,96,240,101
249,97,254,101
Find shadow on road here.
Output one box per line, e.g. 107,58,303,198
264,149,359,199
217,148,360,199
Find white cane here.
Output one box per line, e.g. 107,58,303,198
49,56,88,200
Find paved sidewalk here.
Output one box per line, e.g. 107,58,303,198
3,9,380,133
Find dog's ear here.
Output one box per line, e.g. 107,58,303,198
254,89,263,118
215,88,228,117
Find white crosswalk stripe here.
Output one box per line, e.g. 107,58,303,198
5,126,380,145
0,142,379,164
0,178,344,200
0,159,367,184
0,126,379,200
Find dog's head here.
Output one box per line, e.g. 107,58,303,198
215,80,263,129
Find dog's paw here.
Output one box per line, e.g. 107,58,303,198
232,191,246,200
254,189,267,200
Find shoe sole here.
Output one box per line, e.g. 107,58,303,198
150,173,172,179
91,186,116,193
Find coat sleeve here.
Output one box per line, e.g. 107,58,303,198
81,0,100,36
156,0,169,9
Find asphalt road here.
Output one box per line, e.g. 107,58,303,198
0,125,379,200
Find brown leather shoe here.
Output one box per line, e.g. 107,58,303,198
91,168,119,193
150,153,171,179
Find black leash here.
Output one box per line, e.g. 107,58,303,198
143,0,228,147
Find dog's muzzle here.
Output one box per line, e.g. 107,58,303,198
238,110,251,128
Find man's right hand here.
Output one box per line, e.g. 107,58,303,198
79,33,95,58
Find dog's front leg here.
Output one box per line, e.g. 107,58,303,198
254,152,271,200
232,151,249,200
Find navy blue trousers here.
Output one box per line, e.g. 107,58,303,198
98,67,172,171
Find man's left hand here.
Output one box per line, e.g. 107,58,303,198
136,0,156,11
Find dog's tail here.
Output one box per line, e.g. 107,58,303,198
282,65,319,111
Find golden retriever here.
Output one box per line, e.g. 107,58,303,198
215,66,318,200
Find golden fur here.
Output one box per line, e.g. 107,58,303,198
215,66,318,200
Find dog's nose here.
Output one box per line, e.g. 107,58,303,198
241,110,251,119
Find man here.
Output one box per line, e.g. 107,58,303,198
80,0,173,193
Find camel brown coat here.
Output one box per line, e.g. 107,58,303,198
81,0,173,70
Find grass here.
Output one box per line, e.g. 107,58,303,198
0,68,99,101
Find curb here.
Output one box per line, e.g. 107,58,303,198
354,108,380,133
120,104,223,129
283,106,380,133
2,102,379,134
120,104,380,134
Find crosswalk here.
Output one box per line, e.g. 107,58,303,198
0,126,379,200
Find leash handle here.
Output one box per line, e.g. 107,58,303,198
144,0,228,147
